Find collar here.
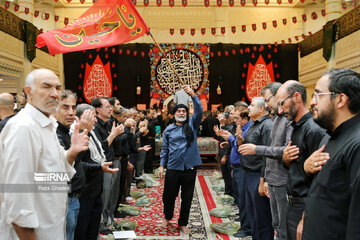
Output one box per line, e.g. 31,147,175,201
328,114,360,139
96,116,107,126
253,115,270,125
57,121,70,134
291,111,312,128
241,121,252,131
25,103,57,129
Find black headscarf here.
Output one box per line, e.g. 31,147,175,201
173,104,194,147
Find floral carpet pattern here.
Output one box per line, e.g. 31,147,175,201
100,170,251,240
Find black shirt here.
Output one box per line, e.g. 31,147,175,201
218,123,236,158
241,115,273,176
93,116,114,162
56,122,86,195
107,115,124,157
303,114,360,240
0,114,15,133
201,115,220,138
287,112,326,197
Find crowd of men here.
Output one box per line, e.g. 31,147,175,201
0,68,359,240
213,68,360,240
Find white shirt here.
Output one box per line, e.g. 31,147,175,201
0,104,75,240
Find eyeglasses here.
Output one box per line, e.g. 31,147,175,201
311,92,337,101
278,92,295,107
265,95,274,103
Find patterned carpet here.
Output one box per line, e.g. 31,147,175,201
100,170,252,240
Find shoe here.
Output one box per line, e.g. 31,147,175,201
99,228,113,235
126,196,134,201
233,230,251,238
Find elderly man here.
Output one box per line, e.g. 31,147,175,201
239,97,274,240
0,92,15,133
158,85,203,234
0,69,89,240
295,69,360,240
276,81,326,240
238,82,292,240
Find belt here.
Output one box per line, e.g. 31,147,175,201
231,164,242,168
114,156,122,160
68,192,80,198
286,194,307,204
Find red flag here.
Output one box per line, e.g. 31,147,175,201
231,26,236,33
14,4,19,11
201,28,206,35
36,0,149,55
217,0,222,7
262,22,267,30
242,25,246,32
229,0,234,7
191,28,195,36
211,28,216,35
169,0,174,7
170,28,174,35
272,20,277,28
221,27,225,34
204,0,209,7
5,1,10,9
180,29,185,35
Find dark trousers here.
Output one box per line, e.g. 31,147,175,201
220,154,233,195
163,168,197,226
144,139,155,173
117,157,129,207
232,167,252,234
286,202,305,240
245,172,274,240
75,195,102,240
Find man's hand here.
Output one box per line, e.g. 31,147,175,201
258,177,265,196
101,162,119,174
297,213,305,240
220,141,229,149
78,109,95,132
71,123,89,154
217,129,232,141
182,85,195,97
238,143,256,155
139,145,151,152
158,166,165,179
127,162,134,171
217,114,226,126
283,141,299,166
12,223,37,240
214,125,220,136
220,155,227,165
111,122,125,137
304,145,329,174
264,182,270,198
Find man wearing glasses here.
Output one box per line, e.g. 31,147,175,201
297,69,360,240
276,81,326,240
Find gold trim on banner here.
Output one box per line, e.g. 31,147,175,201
0,7,25,41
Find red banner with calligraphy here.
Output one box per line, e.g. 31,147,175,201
36,0,149,55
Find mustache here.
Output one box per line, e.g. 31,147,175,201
47,98,59,104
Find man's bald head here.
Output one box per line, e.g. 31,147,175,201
0,93,15,118
282,80,307,104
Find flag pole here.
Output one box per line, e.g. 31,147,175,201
149,32,185,86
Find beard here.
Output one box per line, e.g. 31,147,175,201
284,100,298,121
313,102,336,131
175,115,187,123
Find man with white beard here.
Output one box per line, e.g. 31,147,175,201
158,85,203,234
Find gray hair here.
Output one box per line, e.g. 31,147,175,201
25,71,35,89
76,103,95,117
252,97,266,108
261,82,282,96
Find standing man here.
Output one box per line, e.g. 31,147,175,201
298,69,360,240
158,85,203,234
215,108,252,238
239,97,274,240
144,109,156,173
238,82,292,240
55,90,85,240
0,69,89,240
276,81,326,240
0,93,15,133
91,97,124,233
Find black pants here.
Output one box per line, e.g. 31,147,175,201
220,154,233,195
286,201,305,240
163,168,197,226
75,194,102,240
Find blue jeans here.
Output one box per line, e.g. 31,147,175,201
232,167,252,234
66,196,80,240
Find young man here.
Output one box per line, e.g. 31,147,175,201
158,85,203,234
298,69,360,240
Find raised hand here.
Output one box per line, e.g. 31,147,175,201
70,123,89,154
283,141,299,166
78,109,95,132
182,85,195,97
304,145,330,174
101,162,119,174
220,141,229,149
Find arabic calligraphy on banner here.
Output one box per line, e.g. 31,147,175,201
150,43,210,103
